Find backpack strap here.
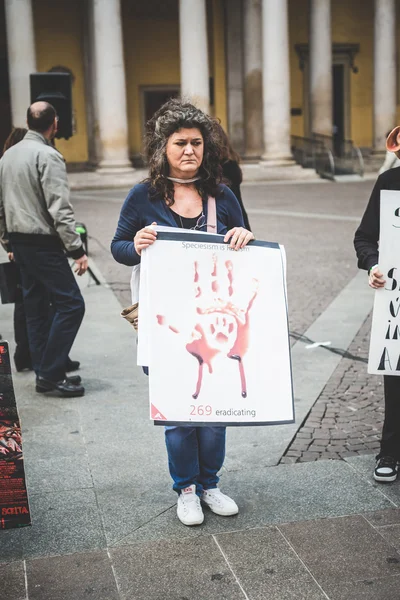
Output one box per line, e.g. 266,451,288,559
207,196,217,233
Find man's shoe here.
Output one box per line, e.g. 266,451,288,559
374,456,398,483
36,377,85,398
36,375,82,386
177,485,204,526
66,359,80,372
201,488,239,516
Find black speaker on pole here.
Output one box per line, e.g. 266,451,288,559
30,73,73,139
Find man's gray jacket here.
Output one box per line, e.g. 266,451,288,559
0,130,84,259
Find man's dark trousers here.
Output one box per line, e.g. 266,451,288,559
12,244,85,382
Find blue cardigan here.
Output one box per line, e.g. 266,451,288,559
111,181,245,266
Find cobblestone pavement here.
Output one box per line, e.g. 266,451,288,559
281,313,385,464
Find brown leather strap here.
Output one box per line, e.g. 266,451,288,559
207,196,217,233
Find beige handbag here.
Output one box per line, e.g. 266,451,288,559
121,302,139,330
121,196,217,331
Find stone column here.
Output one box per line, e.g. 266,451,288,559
243,0,263,158
92,0,131,171
179,0,209,113
225,0,245,154
309,0,332,135
4,0,36,128
261,0,292,164
374,0,396,151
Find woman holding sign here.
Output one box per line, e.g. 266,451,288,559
111,99,254,526
355,126,400,484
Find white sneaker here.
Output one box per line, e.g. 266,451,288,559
201,488,239,516
177,485,204,526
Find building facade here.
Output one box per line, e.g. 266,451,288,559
0,0,399,168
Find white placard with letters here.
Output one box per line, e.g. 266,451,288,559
369,190,400,375
139,230,294,426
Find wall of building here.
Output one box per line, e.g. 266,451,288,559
121,1,181,158
211,0,228,131
2,0,395,164
288,0,394,150
0,0,12,152
122,0,227,159
32,0,89,164
289,0,308,138
331,0,374,149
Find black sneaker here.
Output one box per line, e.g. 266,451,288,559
374,456,398,483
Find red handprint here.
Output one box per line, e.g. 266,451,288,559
157,254,258,399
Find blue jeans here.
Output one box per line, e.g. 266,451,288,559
12,244,85,382
165,426,226,494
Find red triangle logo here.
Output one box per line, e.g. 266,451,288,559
151,404,167,420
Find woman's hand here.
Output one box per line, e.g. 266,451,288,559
224,227,254,250
369,266,386,289
134,222,157,256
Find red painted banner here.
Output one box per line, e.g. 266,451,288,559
0,341,31,529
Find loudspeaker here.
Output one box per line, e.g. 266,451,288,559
30,72,73,139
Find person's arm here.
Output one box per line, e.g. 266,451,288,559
354,177,381,272
221,186,254,249
111,189,143,266
39,151,85,259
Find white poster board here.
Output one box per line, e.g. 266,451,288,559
369,190,400,375
139,230,294,426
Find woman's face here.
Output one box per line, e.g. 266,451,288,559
166,128,204,178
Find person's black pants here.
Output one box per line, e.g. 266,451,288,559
380,375,400,459
13,300,31,366
12,244,85,382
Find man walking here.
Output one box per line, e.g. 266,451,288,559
0,101,87,397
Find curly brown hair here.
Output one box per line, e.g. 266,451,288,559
144,99,223,206
3,127,27,154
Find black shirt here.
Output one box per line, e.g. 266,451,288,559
354,167,400,271
170,209,203,230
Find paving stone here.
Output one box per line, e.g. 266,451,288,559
322,575,400,600
109,537,244,600
4,489,106,560
309,446,327,453
290,315,385,463
314,438,330,446
0,561,26,600
364,509,400,527
215,528,325,600
279,515,400,583
26,551,119,600
373,524,400,551
339,451,360,458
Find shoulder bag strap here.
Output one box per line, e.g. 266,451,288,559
207,196,217,233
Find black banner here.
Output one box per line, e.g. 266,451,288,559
0,341,31,529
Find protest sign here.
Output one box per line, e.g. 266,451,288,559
0,341,30,529
369,190,400,375
140,230,294,426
